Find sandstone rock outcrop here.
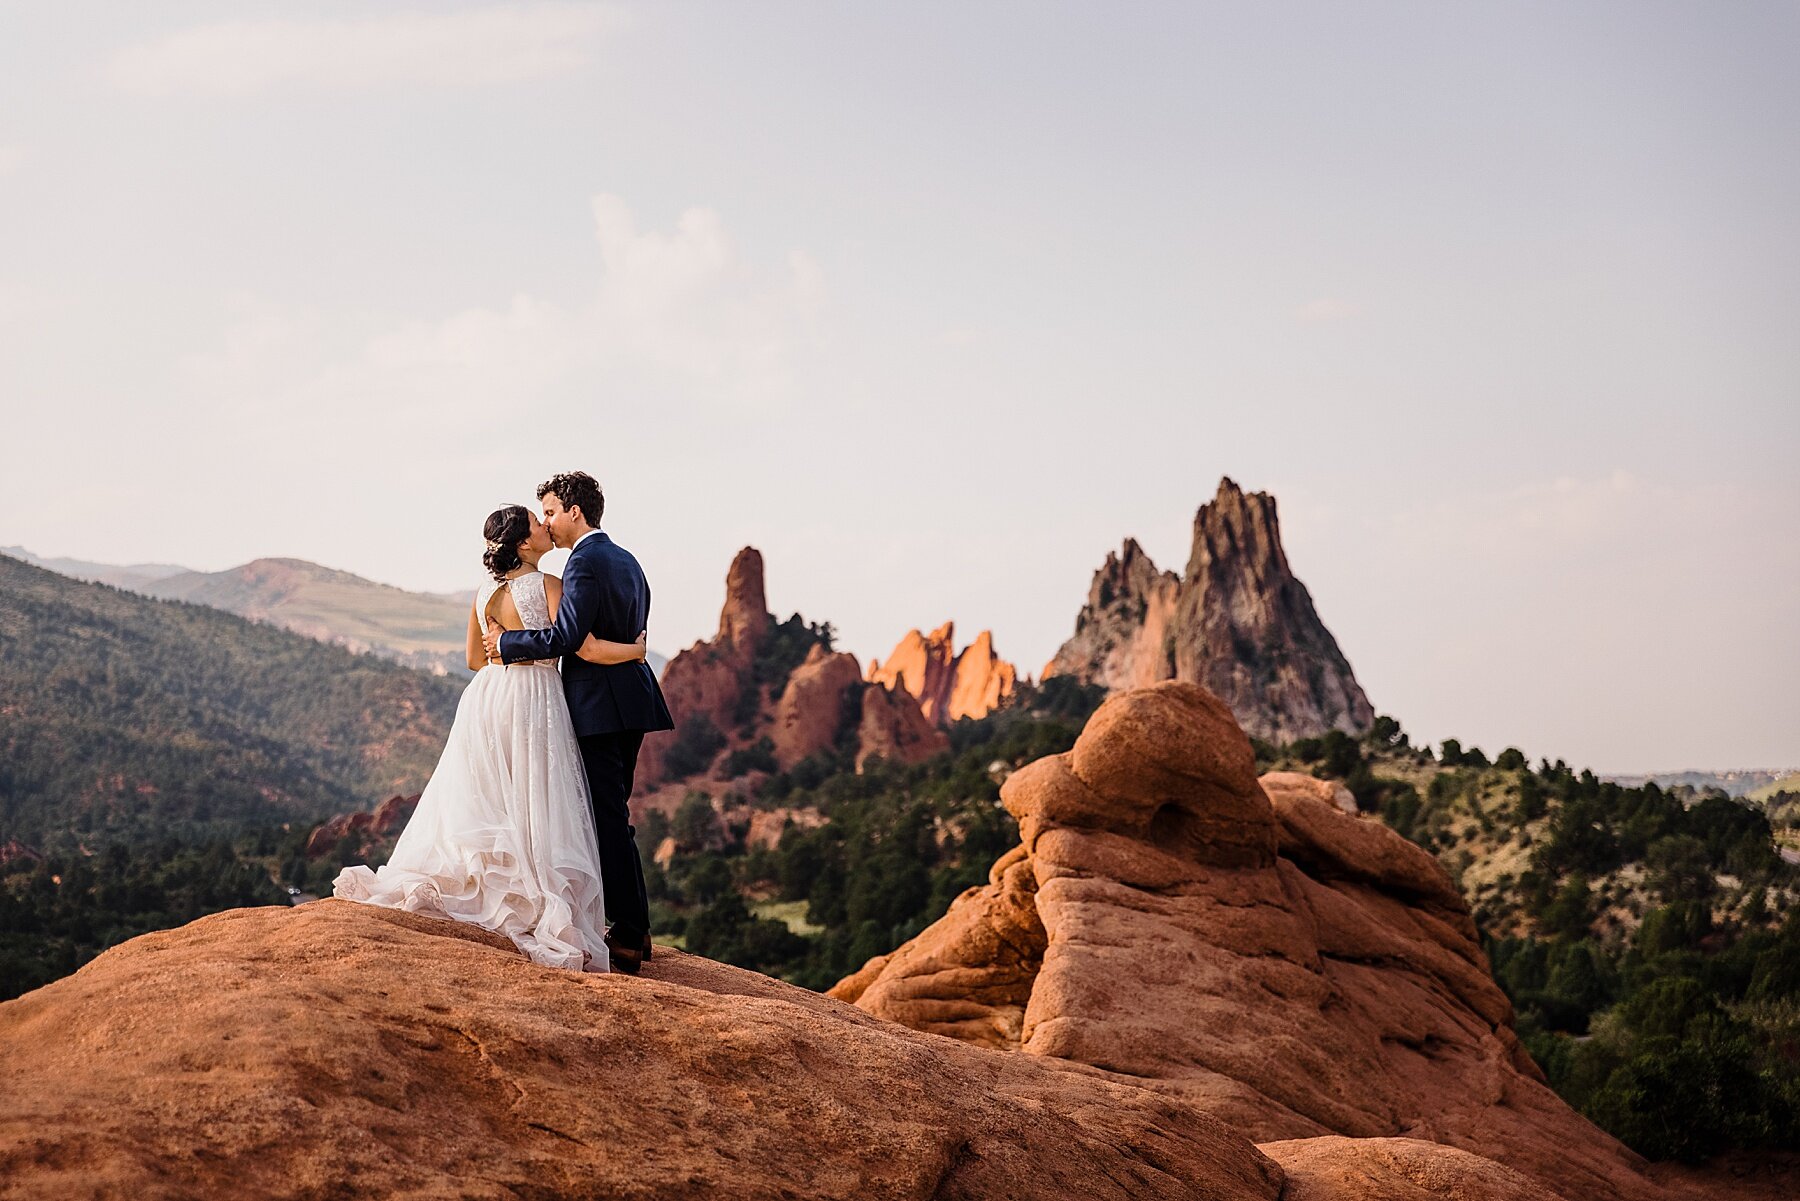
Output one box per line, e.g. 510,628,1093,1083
869,622,1018,725
304,793,420,859
1263,1138,1565,1201
651,548,944,785
644,547,775,787
717,545,775,654
1044,479,1375,742
832,682,1663,1201
770,645,863,765
0,899,1293,1201
856,680,950,770
1260,769,1359,816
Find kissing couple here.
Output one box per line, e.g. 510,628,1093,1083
334,470,674,974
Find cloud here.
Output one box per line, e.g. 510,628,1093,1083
178,194,826,447
105,3,627,97
1294,298,1359,323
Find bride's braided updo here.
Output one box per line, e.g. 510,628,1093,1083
482,505,532,582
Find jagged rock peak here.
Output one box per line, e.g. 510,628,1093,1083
869,621,1018,725
1045,479,1374,742
717,546,774,652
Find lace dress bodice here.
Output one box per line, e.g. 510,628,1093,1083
478,572,555,664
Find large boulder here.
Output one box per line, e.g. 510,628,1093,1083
834,682,1664,1201
0,900,1289,1201
769,645,863,766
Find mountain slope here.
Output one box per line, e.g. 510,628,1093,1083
0,553,462,845
1,546,190,591
138,558,473,675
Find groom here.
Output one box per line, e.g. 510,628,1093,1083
482,470,673,974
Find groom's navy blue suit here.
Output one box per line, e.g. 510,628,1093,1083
498,530,672,944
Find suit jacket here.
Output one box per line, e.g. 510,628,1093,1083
498,531,675,738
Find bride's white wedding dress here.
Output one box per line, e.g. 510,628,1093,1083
333,570,610,973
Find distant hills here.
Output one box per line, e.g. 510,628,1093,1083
1603,768,1799,799
1,546,190,592
6,546,669,678
8,547,476,677
134,557,474,676
0,553,462,846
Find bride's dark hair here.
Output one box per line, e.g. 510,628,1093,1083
482,505,532,582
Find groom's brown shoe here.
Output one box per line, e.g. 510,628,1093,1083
604,928,645,975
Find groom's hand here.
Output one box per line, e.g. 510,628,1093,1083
482,619,504,663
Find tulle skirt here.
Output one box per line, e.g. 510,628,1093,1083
333,661,610,973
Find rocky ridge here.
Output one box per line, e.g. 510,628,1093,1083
832,681,1665,1201
1044,478,1374,742
644,548,946,792
868,623,1019,725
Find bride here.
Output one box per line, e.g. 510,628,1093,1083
333,504,647,972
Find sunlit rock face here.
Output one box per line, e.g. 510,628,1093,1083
1045,478,1375,742
869,621,1018,725
834,681,1662,1201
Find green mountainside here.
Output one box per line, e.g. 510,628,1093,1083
137,558,473,676
0,552,462,846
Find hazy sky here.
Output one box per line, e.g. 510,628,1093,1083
2,3,1795,773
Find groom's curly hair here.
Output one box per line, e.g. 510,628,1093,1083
538,471,604,527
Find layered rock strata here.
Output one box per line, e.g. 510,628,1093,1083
832,682,1662,1201
1044,478,1374,742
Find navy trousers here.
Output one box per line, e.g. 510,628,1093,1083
577,729,650,943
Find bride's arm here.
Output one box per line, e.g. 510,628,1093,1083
464,600,491,672
576,630,647,665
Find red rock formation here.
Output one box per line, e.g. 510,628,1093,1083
0,899,1294,1201
1260,770,1359,816
856,682,949,770
642,547,777,786
869,622,1018,725
717,546,774,655
832,682,1664,1201
946,629,1017,722
304,793,420,859
653,548,961,784
1264,1138,1564,1201
770,645,863,766
869,624,956,718
1044,480,1375,742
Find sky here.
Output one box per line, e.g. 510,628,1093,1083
1,2,1795,774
